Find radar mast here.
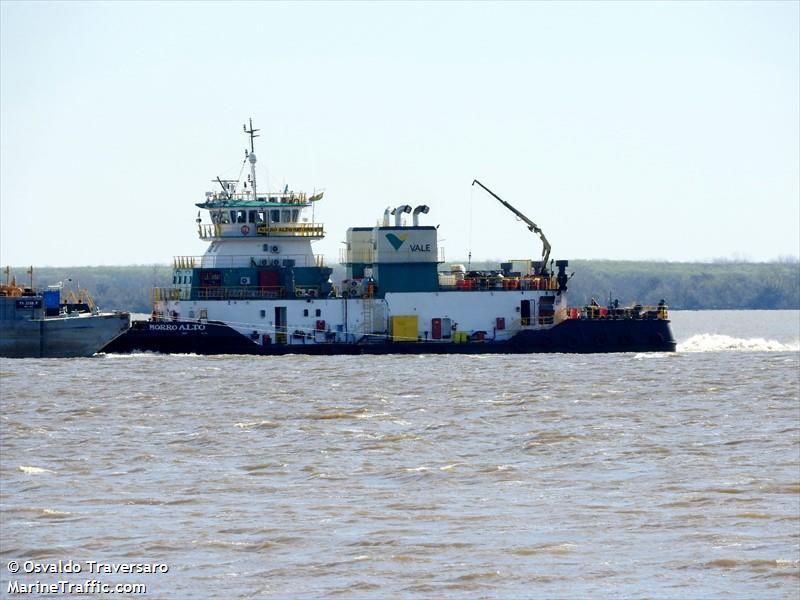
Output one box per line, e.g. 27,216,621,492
244,118,260,200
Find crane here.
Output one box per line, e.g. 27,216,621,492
471,179,552,276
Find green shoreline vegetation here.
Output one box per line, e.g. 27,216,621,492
6,261,799,313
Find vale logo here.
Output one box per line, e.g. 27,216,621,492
385,233,408,250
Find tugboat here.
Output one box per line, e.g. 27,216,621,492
0,268,130,358
103,120,675,355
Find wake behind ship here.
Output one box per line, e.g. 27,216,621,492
103,120,675,356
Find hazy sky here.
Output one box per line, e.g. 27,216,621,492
1,1,798,267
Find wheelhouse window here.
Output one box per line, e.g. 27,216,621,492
270,209,280,223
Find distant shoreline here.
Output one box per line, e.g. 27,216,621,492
6,261,799,313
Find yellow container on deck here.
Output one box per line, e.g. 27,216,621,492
390,315,419,342
452,331,469,344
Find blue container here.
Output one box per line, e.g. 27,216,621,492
43,290,60,309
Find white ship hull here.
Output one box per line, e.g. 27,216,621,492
152,288,567,346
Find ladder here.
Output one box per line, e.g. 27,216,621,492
362,296,374,334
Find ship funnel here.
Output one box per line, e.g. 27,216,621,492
412,205,429,226
391,205,412,227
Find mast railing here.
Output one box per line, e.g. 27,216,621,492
339,248,374,264
204,191,309,204
151,288,184,302
173,254,325,269
195,286,287,301
152,286,289,302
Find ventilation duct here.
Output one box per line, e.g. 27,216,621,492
390,205,412,227
412,205,429,226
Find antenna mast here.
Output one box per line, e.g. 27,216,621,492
243,118,260,200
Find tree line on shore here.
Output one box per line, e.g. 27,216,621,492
8,261,799,313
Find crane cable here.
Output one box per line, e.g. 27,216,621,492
467,185,474,271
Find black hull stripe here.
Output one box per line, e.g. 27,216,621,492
102,319,677,355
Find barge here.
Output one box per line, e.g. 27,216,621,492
1,272,130,358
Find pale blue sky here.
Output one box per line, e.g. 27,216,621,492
1,1,798,266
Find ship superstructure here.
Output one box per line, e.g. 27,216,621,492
104,120,675,355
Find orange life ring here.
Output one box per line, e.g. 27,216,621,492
241,225,250,235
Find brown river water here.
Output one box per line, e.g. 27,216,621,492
1,310,798,598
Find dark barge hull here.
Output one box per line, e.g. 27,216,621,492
101,318,676,355
0,313,131,359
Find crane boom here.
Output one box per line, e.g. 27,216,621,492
471,179,552,275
